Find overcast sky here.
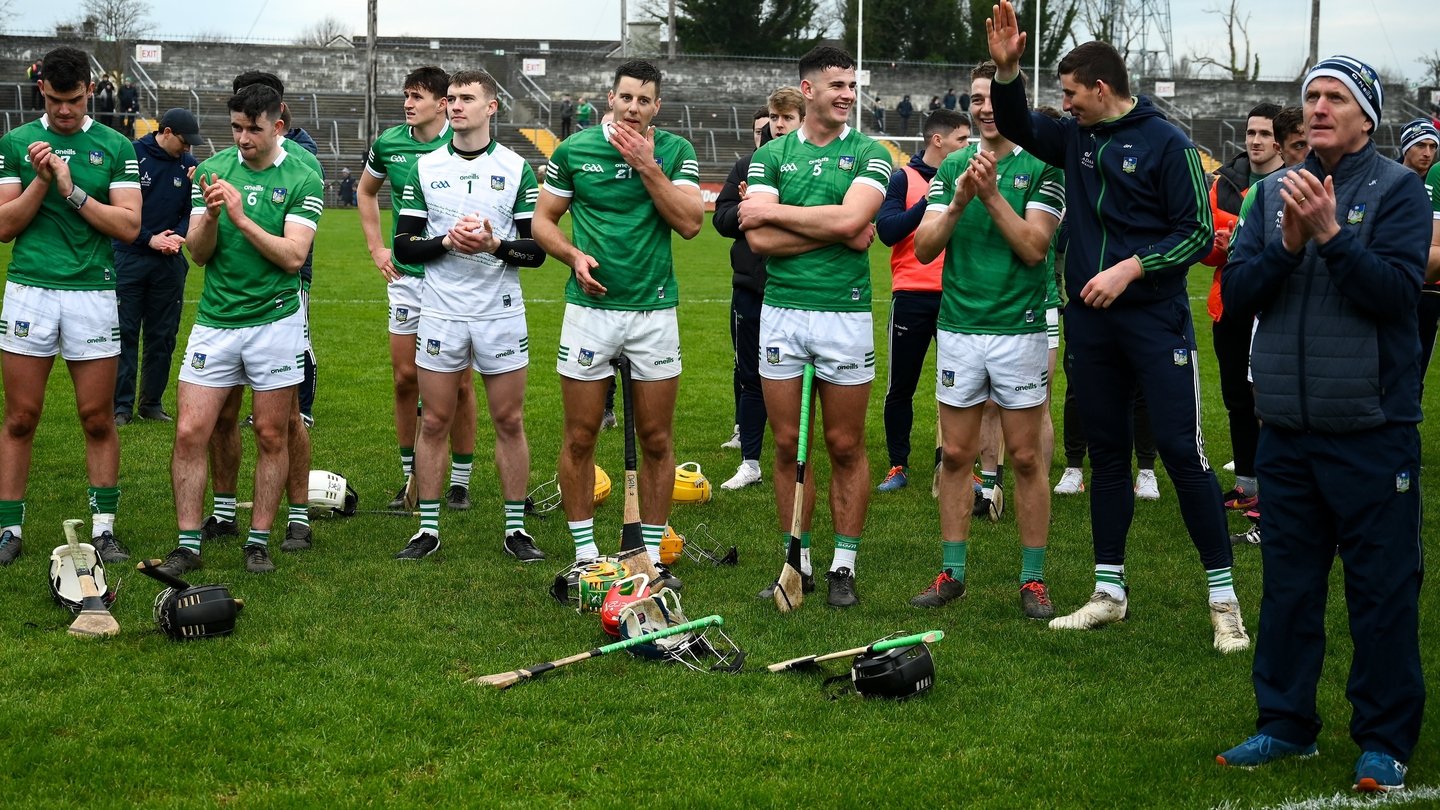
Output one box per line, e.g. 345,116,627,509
13,1,1435,83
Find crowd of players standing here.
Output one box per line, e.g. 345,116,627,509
1,1,1436,791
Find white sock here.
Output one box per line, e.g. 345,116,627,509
1095,564,1127,600
831,548,856,573
91,513,116,536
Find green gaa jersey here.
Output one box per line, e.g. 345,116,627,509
747,125,892,312
0,115,139,290
190,148,323,328
544,124,700,311
926,144,1064,334
396,139,539,320
366,121,452,278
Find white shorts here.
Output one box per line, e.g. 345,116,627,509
416,313,529,376
1046,307,1060,351
0,282,120,361
759,305,875,385
936,331,1049,409
556,304,681,382
387,275,423,336
179,309,307,391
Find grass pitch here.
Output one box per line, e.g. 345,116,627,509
0,209,1435,807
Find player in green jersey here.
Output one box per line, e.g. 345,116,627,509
0,47,141,567
198,72,328,554
157,84,324,577
913,62,1065,616
359,66,479,515
533,60,702,580
738,46,891,608
389,69,545,562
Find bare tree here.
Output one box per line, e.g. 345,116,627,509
1419,50,1440,88
295,15,350,47
80,0,154,74
0,0,16,33
1190,0,1258,80
1072,0,1139,61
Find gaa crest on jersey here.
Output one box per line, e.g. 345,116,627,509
191,352,207,370
766,347,780,365
173,176,182,187
271,187,288,205
1346,204,1365,225
941,369,955,388
1121,157,1138,174
502,294,512,308
490,175,505,191
13,320,30,338
426,339,441,356
578,349,595,367
838,155,855,171
1172,348,1189,366
88,151,103,166
1397,471,1412,493
394,306,410,323
1013,174,1031,190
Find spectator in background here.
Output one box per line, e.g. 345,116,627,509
943,87,958,110
873,95,886,132
896,94,914,136
337,167,356,208
559,93,574,139
575,96,594,129
114,108,201,427
26,60,42,109
118,77,139,138
928,95,942,114
1396,119,1440,382
95,74,116,130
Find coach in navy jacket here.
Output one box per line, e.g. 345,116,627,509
1218,56,1427,789
112,109,200,424
985,2,1246,652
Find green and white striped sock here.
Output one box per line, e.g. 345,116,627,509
1207,567,1237,603
246,529,269,548
419,500,441,536
213,493,237,522
450,453,474,489
288,503,309,528
1095,564,1126,600
503,500,525,534
88,486,119,535
399,446,415,478
642,523,665,563
569,518,598,561
178,529,201,554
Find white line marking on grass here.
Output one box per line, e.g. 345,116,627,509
1213,785,1440,810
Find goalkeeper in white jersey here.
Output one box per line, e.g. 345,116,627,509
389,69,545,562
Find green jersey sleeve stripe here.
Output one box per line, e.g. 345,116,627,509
0,177,22,186
747,183,778,197
285,214,319,230
111,181,141,190
398,209,426,218
673,178,699,188
1025,201,1063,219
543,185,574,198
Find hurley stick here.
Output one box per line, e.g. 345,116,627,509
615,356,644,554
63,519,120,639
767,630,945,672
773,363,815,613
470,614,723,689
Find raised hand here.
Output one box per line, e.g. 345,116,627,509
986,1,1027,76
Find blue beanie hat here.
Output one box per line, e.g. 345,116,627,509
1399,118,1439,158
1302,55,1383,128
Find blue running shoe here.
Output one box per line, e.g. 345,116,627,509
1217,734,1318,768
1354,751,1406,793
876,466,908,492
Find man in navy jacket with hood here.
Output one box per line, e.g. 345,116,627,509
986,2,1248,653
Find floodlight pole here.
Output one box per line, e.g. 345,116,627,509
855,0,863,129
620,0,628,57
1034,0,1041,85
364,0,377,147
